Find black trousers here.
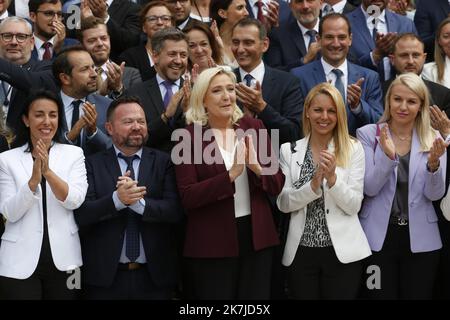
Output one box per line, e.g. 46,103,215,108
83,266,173,300
363,224,440,300
0,256,78,300
184,215,274,300
287,246,362,300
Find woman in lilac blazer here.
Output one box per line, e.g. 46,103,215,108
356,73,448,299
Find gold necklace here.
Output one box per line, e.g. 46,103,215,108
391,131,411,141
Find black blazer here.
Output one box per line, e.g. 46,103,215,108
107,0,142,63
125,76,185,153
119,46,157,82
234,65,303,144
75,147,182,288
382,77,450,116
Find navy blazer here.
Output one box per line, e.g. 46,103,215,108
265,15,318,71
75,146,182,288
59,93,112,156
414,0,450,57
234,65,303,144
346,7,417,72
291,59,383,136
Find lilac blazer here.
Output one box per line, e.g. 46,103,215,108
356,123,446,253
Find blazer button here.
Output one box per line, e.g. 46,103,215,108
326,209,329,214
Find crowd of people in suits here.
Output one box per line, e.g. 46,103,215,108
0,0,450,301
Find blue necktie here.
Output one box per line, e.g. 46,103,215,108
118,153,140,262
162,80,174,109
306,29,317,47
332,69,346,103
244,74,254,87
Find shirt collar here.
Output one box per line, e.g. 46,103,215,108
297,19,320,36
156,73,181,87
106,0,113,7
0,10,9,20
177,17,190,31
113,145,143,159
321,57,348,78
33,34,56,49
60,90,86,108
322,0,347,13
362,5,386,24
239,61,265,85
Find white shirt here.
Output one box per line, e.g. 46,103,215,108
33,35,56,61
111,145,147,264
156,74,181,102
322,0,347,14
238,60,265,87
218,142,251,218
362,6,391,80
297,19,320,49
0,10,9,20
422,56,450,89
14,0,29,19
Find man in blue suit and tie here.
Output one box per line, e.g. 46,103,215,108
291,13,383,136
346,0,416,81
265,0,322,71
75,96,183,299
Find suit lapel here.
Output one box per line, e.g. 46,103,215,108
261,66,274,101
408,129,422,189
292,137,309,183
20,145,33,178
353,9,374,50
138,148,154,187
385,9,398,33
288,18,307,56
105,147,123,186
146,77,165,115
347,62,362,87
313,61,327,83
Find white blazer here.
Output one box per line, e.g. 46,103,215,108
0,143,88,279
277,136,371,265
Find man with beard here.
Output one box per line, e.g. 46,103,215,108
75,96,182,300
29,0,78,61
291,13,383,136
265,0,323,71
346,0,416,81
126,27,188,153
52,45,111,154
78,16,141,99
163,0,192,30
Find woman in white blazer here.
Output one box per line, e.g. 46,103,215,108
0,90,88,300
277,83,371,300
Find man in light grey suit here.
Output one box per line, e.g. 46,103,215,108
78,16,142,99
52,45,111,155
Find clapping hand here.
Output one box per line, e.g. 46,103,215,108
380,125,396,160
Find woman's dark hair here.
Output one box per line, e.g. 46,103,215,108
184,19,224,66
12,89,65,152
210,0,234,28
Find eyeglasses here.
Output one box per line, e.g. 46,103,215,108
0,33,32,43
145,15,172,24
36,10,63,19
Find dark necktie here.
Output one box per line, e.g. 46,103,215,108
372,18,378,43
118,153,141,262
42,42,52,60
162,80,174,109
322,4,334,16
256,0,265,22
244,74,254,87
306,29,317,47
332,69,346,103
71,100,82,129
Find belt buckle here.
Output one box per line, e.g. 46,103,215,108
398,217,408,226
128,262,140,270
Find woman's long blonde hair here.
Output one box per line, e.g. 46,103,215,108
379,73,436,151
302,83,353,168
185,66,243,126
434,17,450,84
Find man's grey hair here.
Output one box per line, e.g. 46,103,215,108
0,17,33,34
